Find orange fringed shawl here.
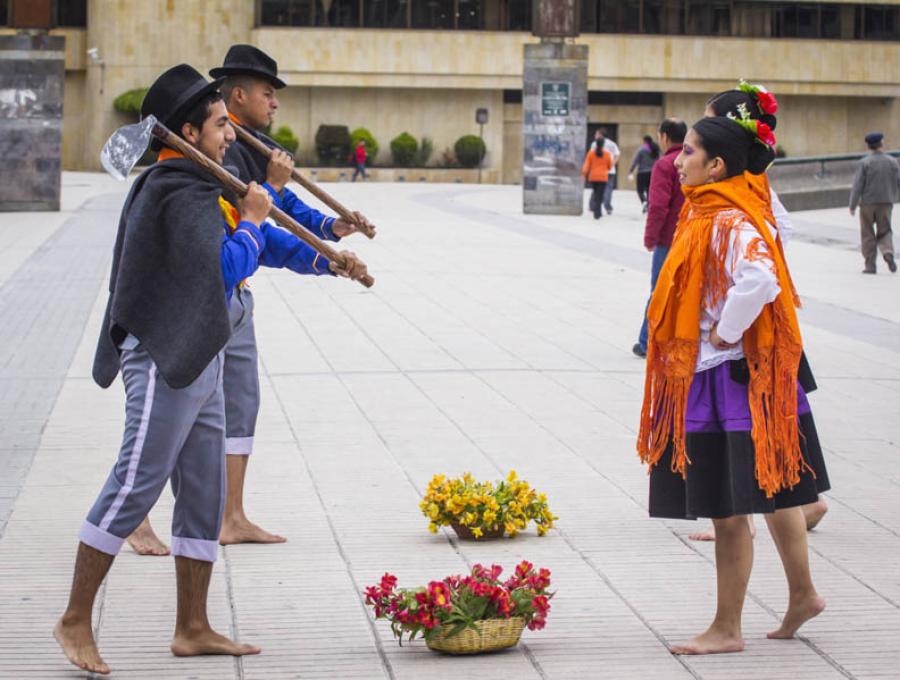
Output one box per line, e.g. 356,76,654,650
637,173,808,498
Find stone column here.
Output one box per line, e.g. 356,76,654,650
0,34,65,211
522,42,588,215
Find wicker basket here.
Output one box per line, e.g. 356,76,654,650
426,616,526,655
450,523,504,541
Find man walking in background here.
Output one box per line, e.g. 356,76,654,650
850,132,899,274
601,129,620,215
633,118,687,358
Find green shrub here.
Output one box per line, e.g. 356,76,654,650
454,135,486,168
270,125,299,155
390,132,418,167
113,88,148,116
415,136,434,167
350,128,379,164
315,124,351,166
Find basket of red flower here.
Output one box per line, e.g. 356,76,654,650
364,561,552,655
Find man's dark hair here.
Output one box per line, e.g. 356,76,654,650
151,91,223,152
659,118,687,143
597,127,607,136
220,74,260,103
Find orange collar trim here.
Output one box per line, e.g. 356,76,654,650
157,147,184,162
227,111,242,126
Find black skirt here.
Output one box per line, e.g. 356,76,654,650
649,411,831,520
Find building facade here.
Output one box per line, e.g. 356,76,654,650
6,0,900,185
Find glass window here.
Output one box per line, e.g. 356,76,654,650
457,0,483,29
316,0,360,26
367,0,408,27
507,0,531,30
1,1,8,27
862,6,900,40
260,0,314,26
411,0,451,28
56,0,87,27
820,5,840,38
597,0,640,34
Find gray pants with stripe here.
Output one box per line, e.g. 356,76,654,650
80,345,226,563
224,286,260,456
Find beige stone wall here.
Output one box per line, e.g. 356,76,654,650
274,86,504,170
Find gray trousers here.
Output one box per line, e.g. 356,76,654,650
224,286,260,455
859,203,895,270
81,345,226,562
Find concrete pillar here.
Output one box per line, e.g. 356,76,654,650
0,33,65,211
522,41,588,215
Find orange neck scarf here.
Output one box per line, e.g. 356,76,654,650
637,173,807,498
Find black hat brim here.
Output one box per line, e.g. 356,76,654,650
209,66,286,89
162,76,227,128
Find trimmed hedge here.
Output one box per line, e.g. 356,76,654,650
415,136,434,167
390,132,418,167
113,88,148,116
315,125,351,165
270,125,299,155
350,127,379,164
454,135,486,168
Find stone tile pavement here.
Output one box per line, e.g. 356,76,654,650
0,174,899,678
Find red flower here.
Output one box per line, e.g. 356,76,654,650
756,121,776,147
489,564,504,581
515,560,534,580
756,90,778,115
527,568,552,591
380,573,398,592
427,581,453,610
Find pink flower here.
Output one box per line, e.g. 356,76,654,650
489,564,504,581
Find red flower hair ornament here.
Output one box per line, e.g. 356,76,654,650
738,79,779,115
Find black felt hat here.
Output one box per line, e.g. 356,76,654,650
209,44,286,89
865,132,884,147
141,64,225,128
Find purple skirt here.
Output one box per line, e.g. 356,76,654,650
649,360,830,520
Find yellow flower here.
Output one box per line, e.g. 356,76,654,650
537,525,548,536
428,522,439,533
507,470,518,482
472,527,483,538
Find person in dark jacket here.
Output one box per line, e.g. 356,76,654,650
54,64,270,676
628,135,660,212
850,132,899,274
633,118,687,357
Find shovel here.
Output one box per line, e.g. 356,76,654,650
100,115,375,288
232,124,376,239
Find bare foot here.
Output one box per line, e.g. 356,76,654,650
689,517,757,542
127,517,171,556
671,627,745,655
54,617,110,675
171,627,261,657
219,518,286,545
803,499,828,531
768,594,826,639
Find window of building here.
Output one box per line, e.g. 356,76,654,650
0,1,8,26
457,0,482,29
316,0,360,26
503,89,522,104
367,0,408,27
588,91,663,106
411,0,452,28
594,0,641,33
55,0,87,26
261,0,314,25
506,0,530,30
859,5,900,40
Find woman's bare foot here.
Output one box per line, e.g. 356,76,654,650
171,627,261,657
127,517,171,556
768,594,826,639
690,516,757,542
54,617,110,675
803,499,828,531
671,627,745,655
219,518,286,545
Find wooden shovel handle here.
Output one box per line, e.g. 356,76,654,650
232,125,376,240
151,123,374,288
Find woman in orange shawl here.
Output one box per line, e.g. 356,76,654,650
638,111,829,655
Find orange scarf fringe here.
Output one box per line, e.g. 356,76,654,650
637,173,809,498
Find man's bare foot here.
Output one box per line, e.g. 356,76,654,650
127,517,171,556
768,594,826,639
689,517,757,542
219,518,286,545
671,627,745,655
171,627,261,657
54,617,110,675
803,499,828,531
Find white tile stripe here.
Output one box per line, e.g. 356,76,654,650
99,364,157,531
225,435,254,455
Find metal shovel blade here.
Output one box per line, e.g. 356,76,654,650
100,115,158,181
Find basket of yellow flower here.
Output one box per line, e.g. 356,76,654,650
420,471,557,540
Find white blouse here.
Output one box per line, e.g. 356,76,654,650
696,212,781,372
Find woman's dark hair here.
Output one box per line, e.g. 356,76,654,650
706,89,777,132
691,117,775,177
644,136,660,159
151,91,224,152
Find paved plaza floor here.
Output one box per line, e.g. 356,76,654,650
1,173,899,679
